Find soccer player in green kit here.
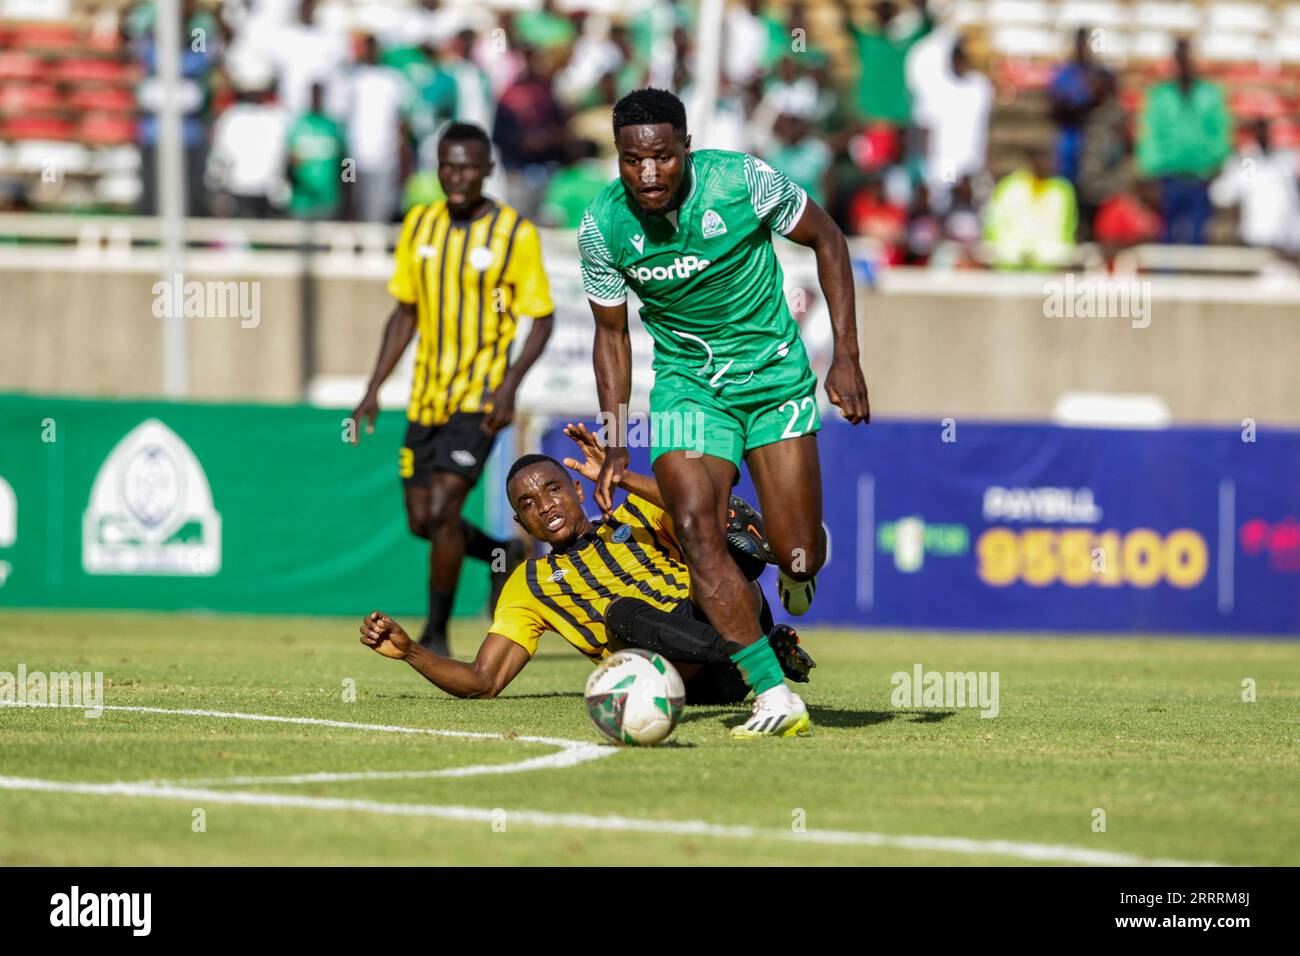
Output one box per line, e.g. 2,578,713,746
579,89,870,738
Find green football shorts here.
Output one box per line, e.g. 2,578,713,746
648,354,820,468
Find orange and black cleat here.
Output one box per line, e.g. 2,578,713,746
767,623,816,683
726,495,777,580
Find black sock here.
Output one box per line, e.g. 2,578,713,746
604,598,731,664
462,520,508,565
421,586,456,642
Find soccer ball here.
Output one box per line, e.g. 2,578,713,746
584,649,685,746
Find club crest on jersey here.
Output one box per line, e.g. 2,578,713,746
611,524,633,543
630,233,645,253
701,209,727,239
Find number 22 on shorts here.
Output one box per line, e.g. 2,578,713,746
780,396,817,439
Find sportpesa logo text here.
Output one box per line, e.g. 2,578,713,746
626,255,711,283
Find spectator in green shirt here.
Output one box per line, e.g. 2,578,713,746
286,83,347,220
846,0,933,126
539,139,609,228
764,113,832,208
1136,39,1231,244
515,0,577,54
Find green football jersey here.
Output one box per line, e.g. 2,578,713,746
578,149,810,387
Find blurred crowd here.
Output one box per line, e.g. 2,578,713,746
7,0,1300,270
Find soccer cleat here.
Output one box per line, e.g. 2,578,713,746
777,570,816,616
730,684,812,738
767,623,815,683
726,495,776,580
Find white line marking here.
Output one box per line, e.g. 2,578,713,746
0,775,1222,866
0,701,616,781
0,701,1227,866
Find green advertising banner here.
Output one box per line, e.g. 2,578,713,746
0,394,488,616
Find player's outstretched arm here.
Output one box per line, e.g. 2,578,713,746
785,200,871,425
350,302,417,442
591,300,632,516
359,612,529,698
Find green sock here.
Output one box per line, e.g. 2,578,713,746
730,639,785,696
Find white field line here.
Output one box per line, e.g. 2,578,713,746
0,701,616,781
1,700,1225,866
0,774,1222,866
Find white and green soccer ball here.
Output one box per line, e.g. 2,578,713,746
584,649,685,746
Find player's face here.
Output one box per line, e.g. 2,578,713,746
509,464,590,549
616,123,691,214
438,141,491,212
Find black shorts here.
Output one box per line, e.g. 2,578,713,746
659,601,753,706
399,413,497,487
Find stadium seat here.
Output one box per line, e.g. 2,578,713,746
1229,88,1288,120
0,51,45,81
1132,1,1202,31
991,26,1064,58
987,0,1055,24
1129,30,1176,61
10,22,79,52
9,139,86,173
1058,0,1128,28
55,58,135,85
1274,33,1300,62
78,114,136,146
68,86,135,114
1202,33,1271,62
0,114,73,140
947,0,988,26
996,58,1057,89
1,0,74,19
0,82,62,114
94,143,141,173
1207,2,1273,33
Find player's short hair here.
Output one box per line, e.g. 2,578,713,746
506,453,567,497
612,88,688,141
439,122,491,155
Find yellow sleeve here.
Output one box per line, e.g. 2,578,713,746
622,495,674,540
386,204,425,304
504,218,554,319
488,564,548,657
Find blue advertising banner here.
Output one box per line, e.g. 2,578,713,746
541,419,1300,636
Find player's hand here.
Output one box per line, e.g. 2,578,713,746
825,355,871,425
561,421,605,481
481,382,518,434
359,611,413,661
349,391,381,444
594,445,629,517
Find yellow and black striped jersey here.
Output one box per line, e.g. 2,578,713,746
490,495,691,660
388,200,554,426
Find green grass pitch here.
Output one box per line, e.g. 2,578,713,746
1,610,1296,866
